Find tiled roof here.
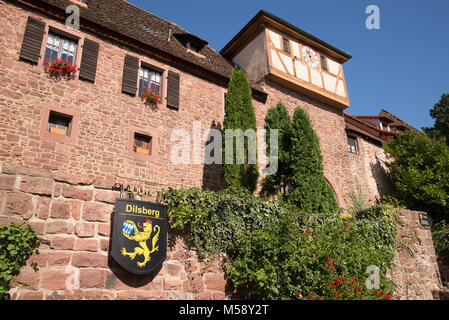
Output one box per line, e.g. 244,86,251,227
18,0,266,97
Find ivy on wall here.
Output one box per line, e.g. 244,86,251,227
0,222,41,300
159,187,400,300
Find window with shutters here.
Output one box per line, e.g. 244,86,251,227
43,32,78,66
138,66,162,97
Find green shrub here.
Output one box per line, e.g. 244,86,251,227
227,205,398,300
262,101,293,195
431,221,449,265
159,187,287,260
0,222,41,300
159,188,399,300
384,130,449,221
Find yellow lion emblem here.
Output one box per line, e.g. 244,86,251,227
121,219,160,268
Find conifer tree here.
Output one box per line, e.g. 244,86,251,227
287,107,338,213
222,67,259,192
262,101,292,195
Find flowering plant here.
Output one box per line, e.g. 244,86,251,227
44,59,78,79
142,87,162,106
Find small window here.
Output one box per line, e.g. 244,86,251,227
43,32,78,66
282,37,291,54
48,111,72,136
320,55,328,71
187,42,200,53
133,133,152,155
347,136,358,155
139,66,162,97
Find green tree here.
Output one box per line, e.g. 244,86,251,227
222,67,259,192
384,130,449,221
286,107,338,213
424,93,449,144
262,101,292,195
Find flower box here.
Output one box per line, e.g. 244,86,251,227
141,87,162,107
49,127,67,136
44,59,78,80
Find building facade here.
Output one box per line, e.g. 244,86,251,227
0,0,416,299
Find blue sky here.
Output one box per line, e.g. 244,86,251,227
130,0,449,130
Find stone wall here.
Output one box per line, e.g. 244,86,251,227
391,209,442,300
1,163,229,300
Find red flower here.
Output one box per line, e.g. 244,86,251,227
304,229,309,234
331,284,336,288
296,291,300,295
344,223,348,227
332,269,336,273
332,259,336,264
327,263,332,267
386,295,391,300
380,291,385,295
308,295,313,300
342,278,346,281
350,280,355,284
326,257,329,261
355,287,360,291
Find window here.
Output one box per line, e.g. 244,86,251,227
320,55,328,71
347,136,358,155
48,111,72,136
138,66,162,97
282,37,291,54
187,42,200,53
43,32,78,65
133,133,152,155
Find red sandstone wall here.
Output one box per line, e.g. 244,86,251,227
0,0,225,197
1,164,229,300
391,210,442,300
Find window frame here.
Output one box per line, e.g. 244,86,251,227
37,21,86,80
320,55,328,72
282,37,291,54
138,63,163,98
43,30,79,66
135,58,168,108
127,127,161,162
347,135,358,155
40,106,80,145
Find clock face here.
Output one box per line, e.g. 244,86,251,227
302,46,319,68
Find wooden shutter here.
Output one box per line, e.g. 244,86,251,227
79,38,99,83
19,16,46,64
167,70,180,109
121,54,139,96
